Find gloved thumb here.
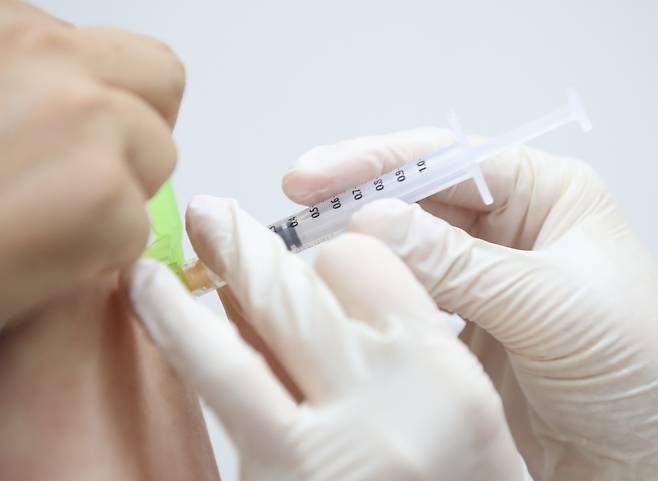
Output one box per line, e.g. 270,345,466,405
350,198,546,352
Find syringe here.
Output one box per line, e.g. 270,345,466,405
182,89,591,295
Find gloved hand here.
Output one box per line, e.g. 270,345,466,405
282,127,658,480
127,196,531,481
0,0,184,325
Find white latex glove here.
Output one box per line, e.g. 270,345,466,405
282,127,658,480
127,196,531,481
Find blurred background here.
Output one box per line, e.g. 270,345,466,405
36,1,658,479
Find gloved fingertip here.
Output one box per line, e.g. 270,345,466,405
185,195,241,273
446,313,467,336
281,168,332,205
128,257,168,301
127,257,185,347
130,258,189,308
186,195,237,234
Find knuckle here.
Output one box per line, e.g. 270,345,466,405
153,40,186,102
149,36,178,57
153,136,178,190
559,156,609,199
12,24,75,55
52,85,177,198
84,155,131,212
42,83,117,122
84,159,149,264
166,54,186,101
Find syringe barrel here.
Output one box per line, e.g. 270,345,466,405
184,89,590,295
267,143,475,252
268,89,590,254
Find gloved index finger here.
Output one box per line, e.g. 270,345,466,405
283,127,564,220
314,232,458,338
127,258,298,456
185,195,367,403
283,127,456,206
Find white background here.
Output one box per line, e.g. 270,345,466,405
35,1,658,479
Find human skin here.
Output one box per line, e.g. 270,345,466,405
0,2,221,479
0,0,183,324
0,274,221,481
